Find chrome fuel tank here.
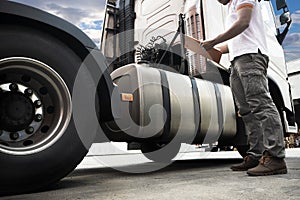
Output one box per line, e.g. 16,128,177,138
105,63,236,144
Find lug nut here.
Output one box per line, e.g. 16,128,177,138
9,83,18,92
10,132,19,140
34,114,43,122
34,100,42,108
26,127,34,134
25,88,33,96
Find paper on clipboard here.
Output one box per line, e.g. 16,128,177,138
184,35,222,63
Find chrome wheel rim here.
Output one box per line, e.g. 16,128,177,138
0,57,72,155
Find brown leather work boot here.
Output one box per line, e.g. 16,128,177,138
247,152,288,176
231,155,259,171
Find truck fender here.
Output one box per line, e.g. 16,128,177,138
0,1,117,126
0,0,96,50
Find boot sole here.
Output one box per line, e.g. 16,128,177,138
231,164,259,171
231,167,249,171
247,168,288,176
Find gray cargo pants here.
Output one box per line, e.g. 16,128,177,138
230,52,285,159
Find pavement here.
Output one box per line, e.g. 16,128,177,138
1,146,299,200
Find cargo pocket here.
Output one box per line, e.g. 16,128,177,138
240,69,268,97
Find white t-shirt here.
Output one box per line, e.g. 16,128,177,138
227,0,268,61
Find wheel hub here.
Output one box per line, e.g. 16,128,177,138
0,82,43,143
0,92,35,132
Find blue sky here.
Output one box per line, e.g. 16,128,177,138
278,0,300,61
9,0,300,62
10,0,106,47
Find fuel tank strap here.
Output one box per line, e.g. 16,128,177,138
190,77,201,139
213,83,224,137
159,70,171,140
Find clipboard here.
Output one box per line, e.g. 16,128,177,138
184,35,222,63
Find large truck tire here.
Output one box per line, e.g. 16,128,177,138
0,25,93,195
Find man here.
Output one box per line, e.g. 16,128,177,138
201,0,287,176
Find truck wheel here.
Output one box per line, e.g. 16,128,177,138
0,25,93,194
141,142,180,163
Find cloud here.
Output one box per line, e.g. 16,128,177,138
283,33,300,62
83,29,102,47
44,2,105,25
10,0,106,13
284,45,300,62
281,31,300,62
45,3,90,25
43,2,105,48
79,20,103,30
291,10,300,24
283,33,300,47
10,0,106,47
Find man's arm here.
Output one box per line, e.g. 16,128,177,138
215,44,229,54
201,6,253,51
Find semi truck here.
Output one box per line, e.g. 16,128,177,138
0,0,297,195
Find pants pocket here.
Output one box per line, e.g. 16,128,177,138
240,69,268,97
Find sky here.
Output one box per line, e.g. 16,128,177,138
9,0,300,62
10,0,106,47
278,0,300,62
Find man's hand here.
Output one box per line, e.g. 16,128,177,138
200,40,229,54
200,39,216,51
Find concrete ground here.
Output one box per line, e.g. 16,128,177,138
1,148,300,200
